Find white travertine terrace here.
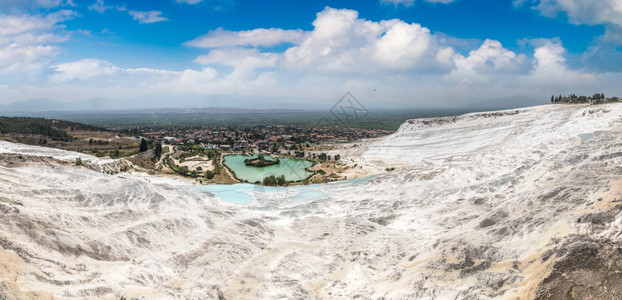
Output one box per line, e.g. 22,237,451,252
2,104,622,299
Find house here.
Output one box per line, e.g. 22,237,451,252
234,139,250,149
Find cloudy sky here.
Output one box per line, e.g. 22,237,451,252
0,0,621,111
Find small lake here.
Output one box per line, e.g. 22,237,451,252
223,154,314,183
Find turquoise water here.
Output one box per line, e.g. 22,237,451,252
223,154,314,182
194,184,255,204
192,183,328,204
340,175,380,186
193,174,380,205
579,132,596,142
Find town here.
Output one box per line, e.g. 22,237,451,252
140,124,393,151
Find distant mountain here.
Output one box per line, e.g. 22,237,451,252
0,94,327,113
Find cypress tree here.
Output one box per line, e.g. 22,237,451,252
155,142,162,157
139,138,148,152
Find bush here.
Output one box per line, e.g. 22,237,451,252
205,171,214,179
262,174,287,186
178,166,190,175
75,158,83,166
318,153,327,161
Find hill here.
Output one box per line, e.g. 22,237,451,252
0,116,139,158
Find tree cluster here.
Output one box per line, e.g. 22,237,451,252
550,93,618,104
262,175,287,186
244,154,280,167
0,117,74,141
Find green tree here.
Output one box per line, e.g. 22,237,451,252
139,138,148,152
155,142,163,157
263,175,277,186
276,175,286,186
318,153,327,161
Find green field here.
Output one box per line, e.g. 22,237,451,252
16,108,478,131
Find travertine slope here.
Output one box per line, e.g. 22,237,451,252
2,104,622,299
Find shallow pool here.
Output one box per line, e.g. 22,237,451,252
192,175,379,205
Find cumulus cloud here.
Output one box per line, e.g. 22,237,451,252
515,1,622,72
455,39,529,74
526,39,594,85
0,10,75,84
185,28,306,48
282,7,454,73
128,10,168,24
50,58,119,83
3,6,621,110
519,0,622,44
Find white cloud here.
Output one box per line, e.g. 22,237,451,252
47,58,220,97
282,7,454,73
128,10,169,24
2,7,621,110
176,0,203,4
88,0,113,14
50,58,119,83
526,39,594,86
380,0,455,7
0,10,75,84
174,0,235,11
455,39,529,74
194,48,278,80
194,48,277,68
381,0,415,6
0,0,74,11
186,28,306,48
520,0,622,44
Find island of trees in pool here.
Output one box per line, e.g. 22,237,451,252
244,154,280,167
551,93,620,104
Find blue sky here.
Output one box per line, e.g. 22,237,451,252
0,0,621,110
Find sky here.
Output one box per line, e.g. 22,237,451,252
0,0,621,111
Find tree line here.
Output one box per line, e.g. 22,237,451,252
550,93,620,104
0,117,74,141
